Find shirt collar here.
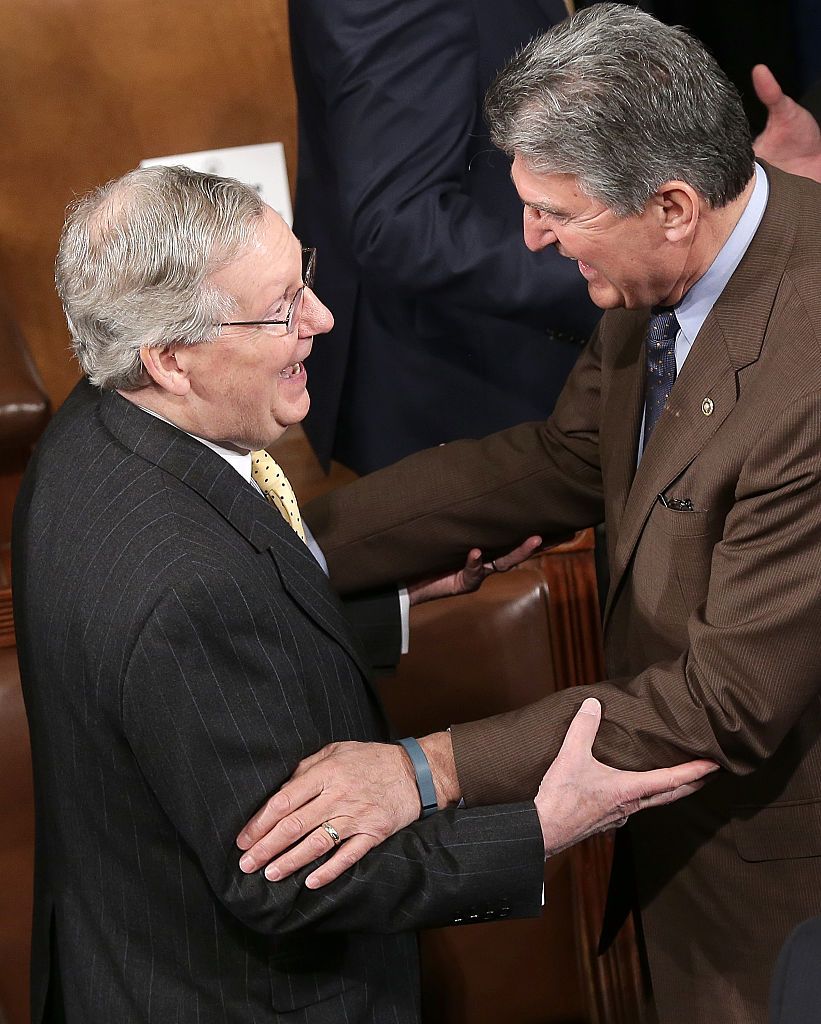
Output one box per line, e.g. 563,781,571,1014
136,405,254,483
676,162,769,345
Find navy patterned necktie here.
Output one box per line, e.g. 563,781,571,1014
644,306,680,444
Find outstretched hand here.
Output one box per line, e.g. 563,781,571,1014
235,697,719,889
752,64,821,183
536,697,718,856
407,535,543,606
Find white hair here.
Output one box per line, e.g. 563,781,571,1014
55,165,265,390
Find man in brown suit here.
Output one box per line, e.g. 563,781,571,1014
236,6,821,1022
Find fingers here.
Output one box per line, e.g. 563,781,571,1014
626,758,719,801
639,778,707,811
751,64,784,109
238,795,337,873
305,834,379,889
261,820,345,881
237,773,327,853
489,534,543,572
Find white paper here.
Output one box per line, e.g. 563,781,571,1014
141,142,293,225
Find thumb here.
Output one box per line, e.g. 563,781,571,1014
557,696,602,759
751,64,785,111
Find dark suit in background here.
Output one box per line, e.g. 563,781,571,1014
641,0,820,133
12,380,542,1023
290,0,600,473
770,917,821,1024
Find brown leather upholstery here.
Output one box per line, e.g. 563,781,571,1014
379,533,646,1024
0,289,50,576
0,293,46,1024
379,557,586,1023
0,596,33,1024
0,289,50,458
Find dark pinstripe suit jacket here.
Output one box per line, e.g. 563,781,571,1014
307,165,821,1023
12,381,543,1023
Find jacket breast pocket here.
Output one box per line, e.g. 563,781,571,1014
637,504,723,619
733,798,821,862
654,504,716,539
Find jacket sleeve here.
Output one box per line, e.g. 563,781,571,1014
452,391,821,803
305,321,608,592
340,588,402,674
121,568,544,937
306,326,821,802
292,0,591,331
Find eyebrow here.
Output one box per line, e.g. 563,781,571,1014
522,198,570,218
267,242,305,311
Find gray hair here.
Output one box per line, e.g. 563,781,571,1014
485,3,754,216
55,165,266,390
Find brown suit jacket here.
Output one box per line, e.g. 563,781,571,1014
306,165,821,1024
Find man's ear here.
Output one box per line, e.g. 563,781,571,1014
655,181,700,242
139,345,191,397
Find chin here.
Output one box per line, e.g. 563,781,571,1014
588,286,626,310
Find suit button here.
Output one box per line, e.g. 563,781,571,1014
701,397,714,416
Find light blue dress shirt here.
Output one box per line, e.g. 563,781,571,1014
638,162,769,458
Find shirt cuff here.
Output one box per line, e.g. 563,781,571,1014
398,586,410,654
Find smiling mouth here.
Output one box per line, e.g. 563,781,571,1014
279,361,304,379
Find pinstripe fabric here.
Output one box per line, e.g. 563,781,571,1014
12,383,544,1023
306,164,821,1023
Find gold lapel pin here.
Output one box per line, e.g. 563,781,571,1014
701,397,714,416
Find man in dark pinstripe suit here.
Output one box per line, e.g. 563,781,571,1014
12,166,710,1023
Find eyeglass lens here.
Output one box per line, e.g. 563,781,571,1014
302,247,316,291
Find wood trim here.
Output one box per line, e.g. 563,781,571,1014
0,587,14,649
538,529,648,1024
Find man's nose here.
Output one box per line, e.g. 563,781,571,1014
523,207,558,251
300,287,334,336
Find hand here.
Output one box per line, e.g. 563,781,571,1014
752,64,821,183
536,697,719,856
407,535,543,606
236,739,429,889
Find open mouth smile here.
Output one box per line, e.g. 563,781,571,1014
279,361,304,379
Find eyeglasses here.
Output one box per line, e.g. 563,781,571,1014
216,247,316,336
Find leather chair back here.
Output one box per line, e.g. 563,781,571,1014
378,533,646,1024
0,593,34,1024
0,289,48,1024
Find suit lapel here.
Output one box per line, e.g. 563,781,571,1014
603,164,797,625
600,313,646,541
99,392,370,678
606,317,739,620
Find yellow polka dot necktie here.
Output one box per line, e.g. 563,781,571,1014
250,450,306,543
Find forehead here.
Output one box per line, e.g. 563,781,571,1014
210,204,300,297
246,204,300,273
510,155,598,215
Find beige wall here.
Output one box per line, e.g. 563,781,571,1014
0,0,296,408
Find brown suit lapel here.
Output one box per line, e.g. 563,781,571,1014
600,313,645,544
603,163,798,625
606,317,738,620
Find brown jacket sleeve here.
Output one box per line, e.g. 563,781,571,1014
305,322,607,593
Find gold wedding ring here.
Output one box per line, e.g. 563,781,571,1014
320,821,342,846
